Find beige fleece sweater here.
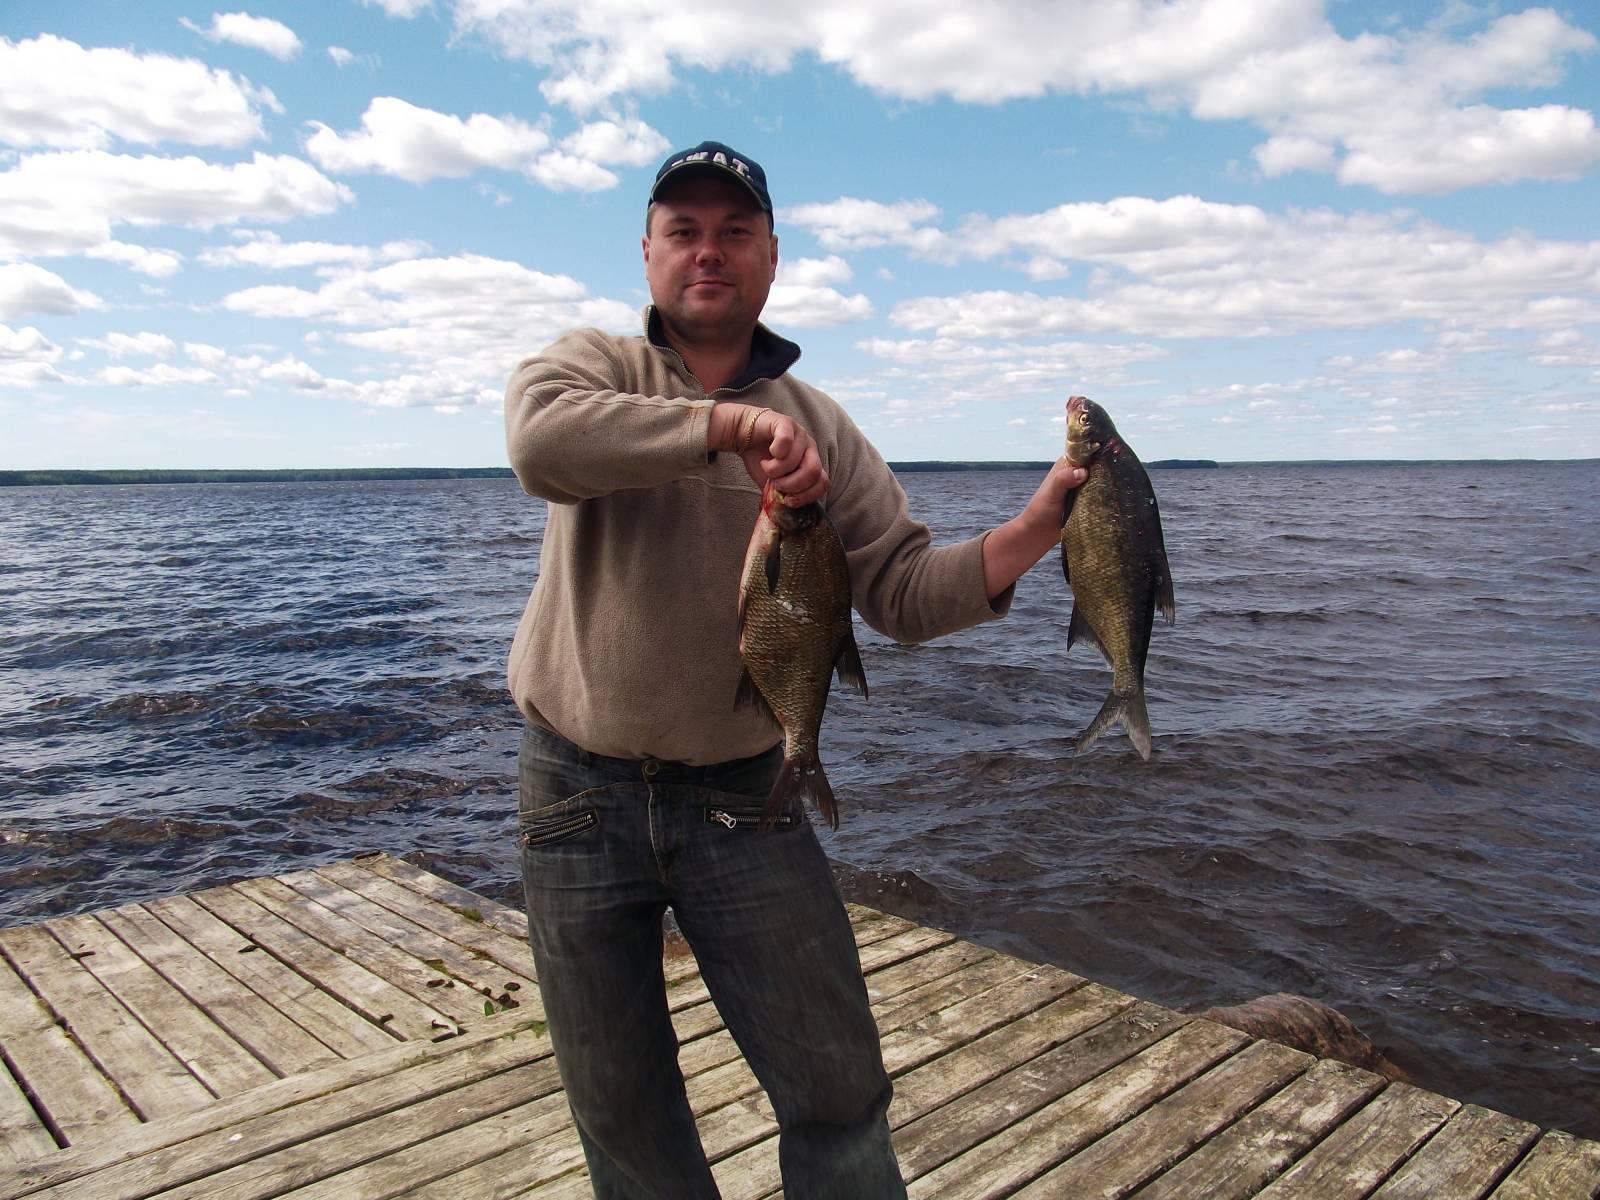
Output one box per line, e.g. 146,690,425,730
504,309,1011,764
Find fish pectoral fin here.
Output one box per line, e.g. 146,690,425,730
1060,543,1071,586
1156,556,1176,624
734,666,779,726
1066,604,1107,664
763,540,782,593
834,631,869,699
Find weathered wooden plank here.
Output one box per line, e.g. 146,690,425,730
906,1017,1246,1200
12,1018,554,1200
46,912,278,1099
270,870,542,1022
231,875,488,1028
146,1050,565,1200
282,1091,577,1200
313,861,539,982
857,925,959,974
703,959,1095,1196
895,999,1187,1182
0,1014,547,1199
519,1171,599,1200
94,902,340,1080
142,895,396,1060
864,940,999,1005
1489,1130,1600,1199
1132,1057,1386,1200
188,884,456,1043
1369,1103,1542,1199
892,982,1136,1129
349,853,532,942
404,1113,589,1200
0,1059,57,1165
0,924,211,1122
1012,1039,1311,1199
879,966,1084,1074
0,956,137,1149
1254,1082,1461,1200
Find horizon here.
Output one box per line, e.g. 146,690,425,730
3,2,1599,468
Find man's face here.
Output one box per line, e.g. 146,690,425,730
643,176,778,347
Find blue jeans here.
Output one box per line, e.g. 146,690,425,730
517,721,906,1200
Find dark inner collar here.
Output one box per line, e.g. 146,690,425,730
646,307,801,391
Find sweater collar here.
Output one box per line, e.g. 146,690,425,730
643,305,801,392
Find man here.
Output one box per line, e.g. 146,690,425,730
505,140,1084,1199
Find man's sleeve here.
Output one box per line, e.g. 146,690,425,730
505,328,714,504
827,419,1013,646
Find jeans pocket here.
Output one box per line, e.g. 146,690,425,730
697,793,803,832
520,807,599,848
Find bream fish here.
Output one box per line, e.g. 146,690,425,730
1060,394,1175,758
736,481,867,828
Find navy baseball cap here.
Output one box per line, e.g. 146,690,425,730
650,141,773,220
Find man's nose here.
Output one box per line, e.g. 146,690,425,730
693,236,725,264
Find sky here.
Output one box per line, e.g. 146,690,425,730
2,1,1598,468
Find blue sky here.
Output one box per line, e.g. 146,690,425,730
2,1,1598,468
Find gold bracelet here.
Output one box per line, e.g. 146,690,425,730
736,406,768,453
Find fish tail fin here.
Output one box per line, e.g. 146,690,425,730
1074,686,1152,760
764,753,838,831
1124,686,1152,759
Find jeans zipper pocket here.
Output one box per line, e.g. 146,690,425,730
704,806,798,830
520,810,598,847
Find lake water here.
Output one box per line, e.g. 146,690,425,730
2,462,1596,1137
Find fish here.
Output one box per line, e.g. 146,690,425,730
1059,394,1175,758
736,481,867,829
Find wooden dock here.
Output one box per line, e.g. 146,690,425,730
1,852,1596,1198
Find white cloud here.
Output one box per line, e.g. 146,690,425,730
526,151,617,192
328,46,356,67
83,241,184,278
448,1,1600,193
181,12,303,61
305,97,550,182
778,255,853,288
765,286,872,328
218,254,637,406
1,322,58,359
79,331,178,358
765,255,872,326
559,118,669,166
184,342,230,366
199,231,426,270
0,34,277,150
782,198,947,254
0,263,103,317
364,0,431,15
0,150,352,260
0,321,64,386
101,363,220,388
869,198,1600,340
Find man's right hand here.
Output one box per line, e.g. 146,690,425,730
712,403,829,506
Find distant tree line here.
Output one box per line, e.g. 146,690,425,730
0,460,1221,487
